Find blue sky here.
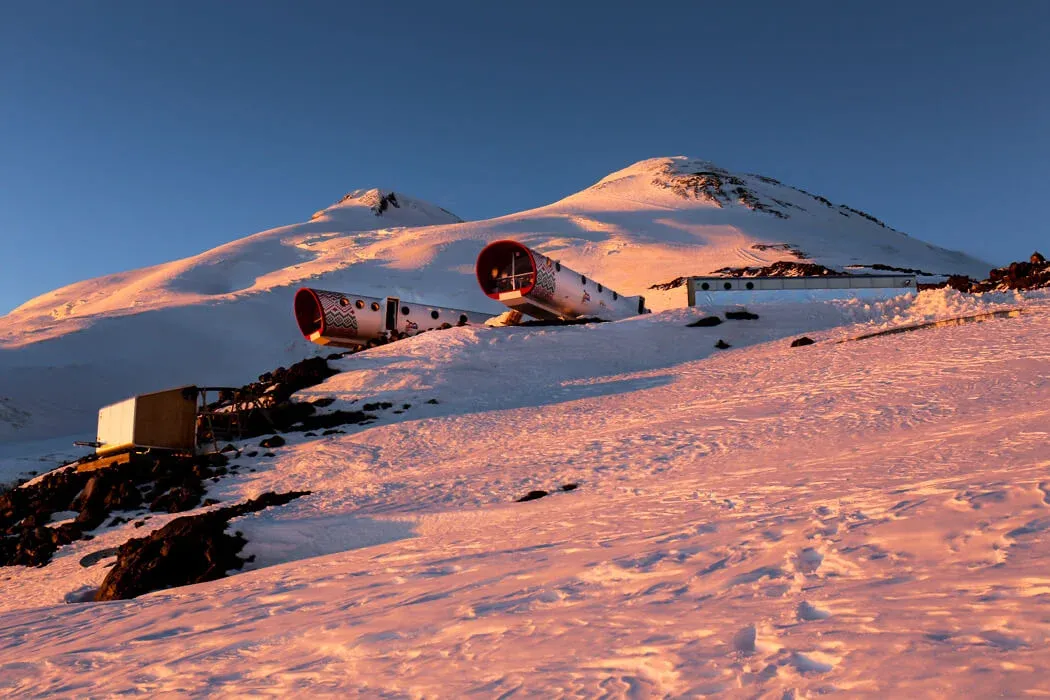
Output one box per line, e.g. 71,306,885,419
1,1,1047,314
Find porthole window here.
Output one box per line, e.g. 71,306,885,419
701,282,711,290
745,282,754,290
401,306,410,315
370,302,380,311
723,282,732,290
555,262,561,272
339,297,350,306
355,299,365,309
430,310,440,319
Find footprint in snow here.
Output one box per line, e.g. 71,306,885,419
797,601,831,621
795,547,824,574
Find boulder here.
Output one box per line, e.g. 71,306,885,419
715,339,732,349
791,337,815,347
687,316,723,327
149,486,203,514
96,491,310,600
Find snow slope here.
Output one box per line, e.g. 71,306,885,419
0,157,990,449
0,289,1047,697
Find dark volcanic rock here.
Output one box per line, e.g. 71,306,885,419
149,486,203,514
297,410,375,432
259,435,286,449
929,253,1050,293
517,490,549,502
711,261,844,278
714,339,732,349
560,483,579,492
649,276,689,291
79,547,120,568
943,275,976,292
725,310,759,320
687,316,723,327
1,451,236,568
95,491,310,601
257,357,339,406
861,263,935,276
517,317,608,327
791,336,816,347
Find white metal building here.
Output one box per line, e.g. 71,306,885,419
686,275,918,306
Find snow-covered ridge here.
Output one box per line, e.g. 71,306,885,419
0,156,992,446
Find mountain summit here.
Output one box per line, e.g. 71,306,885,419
310,188,463,226
0,156,991,444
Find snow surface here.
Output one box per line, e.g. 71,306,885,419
2,288,1048,697
0,158,991,453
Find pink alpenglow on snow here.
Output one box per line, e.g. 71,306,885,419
5,158,1046,697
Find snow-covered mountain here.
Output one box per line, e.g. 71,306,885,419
0,157,990,446
3,158,1049,697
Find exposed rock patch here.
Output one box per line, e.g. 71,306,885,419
924,253,1050,293
725,311,760,320
687,316,723,327
847,263,935,276
0,453,230,568
654,166,790,219
711,261,844,278
516,317,608,327
295,409,376,432
751,243,807,259
95,490,310,601
791,336,816,347
649,276,689,291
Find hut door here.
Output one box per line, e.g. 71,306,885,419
385,297,400,332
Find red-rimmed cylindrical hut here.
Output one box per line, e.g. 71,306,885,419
293,288,492,347
475,240,648,321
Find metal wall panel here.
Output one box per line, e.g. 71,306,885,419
96,397,137,454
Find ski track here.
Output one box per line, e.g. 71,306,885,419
0,293,1048,697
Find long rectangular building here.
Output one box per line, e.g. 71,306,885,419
686,274,917,306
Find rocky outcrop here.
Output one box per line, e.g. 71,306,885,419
926,253,1050,293
687,316,723,327
95,490,310,601
0,453,230,568
711,261,844,278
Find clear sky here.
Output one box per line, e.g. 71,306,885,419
1,1,1047,314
